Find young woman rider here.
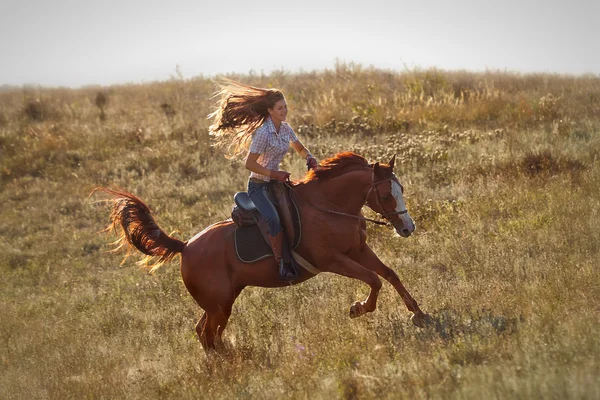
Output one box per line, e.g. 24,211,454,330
209,79,318,280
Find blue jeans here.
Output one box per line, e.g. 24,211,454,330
247,180,282,236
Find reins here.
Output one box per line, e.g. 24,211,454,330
283,169,404,226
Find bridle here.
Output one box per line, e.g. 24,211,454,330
365,173,409,221
284,166,407,226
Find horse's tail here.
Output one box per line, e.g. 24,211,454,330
94,188,186,273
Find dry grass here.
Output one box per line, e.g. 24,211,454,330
1,65,599,399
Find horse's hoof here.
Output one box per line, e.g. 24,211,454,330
411,312,432,328
349,302,366,318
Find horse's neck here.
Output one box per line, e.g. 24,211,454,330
301,169,372,214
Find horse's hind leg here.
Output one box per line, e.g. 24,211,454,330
195,287,245,351
197,311,229,351
358,245,430,327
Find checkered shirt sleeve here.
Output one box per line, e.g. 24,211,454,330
249,125,269,154
288,125,298,143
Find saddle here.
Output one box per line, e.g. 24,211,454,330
231,182,302,266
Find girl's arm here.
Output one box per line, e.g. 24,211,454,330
291,140,312,160
245,152,290,182
291,140,318,170
245,152,273,177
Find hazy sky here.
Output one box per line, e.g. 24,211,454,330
1,0,598,87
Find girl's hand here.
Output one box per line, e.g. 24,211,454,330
307,156,318,171
270,170,291,183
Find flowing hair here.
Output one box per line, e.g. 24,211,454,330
208,78,285,159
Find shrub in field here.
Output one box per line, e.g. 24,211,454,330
160,103,176,120
537,93,562,121
22,99,45,121
519,150,584,177
95,91,108,121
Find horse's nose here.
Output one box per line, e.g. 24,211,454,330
401,228,411,237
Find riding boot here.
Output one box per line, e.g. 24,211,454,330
268,231,296,281
280,234,298,281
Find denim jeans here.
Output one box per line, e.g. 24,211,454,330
247,180,282,236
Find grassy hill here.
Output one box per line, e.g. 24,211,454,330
1,65,599,399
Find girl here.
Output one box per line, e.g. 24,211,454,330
209,79,318,280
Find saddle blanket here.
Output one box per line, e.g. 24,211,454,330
234,224,320,275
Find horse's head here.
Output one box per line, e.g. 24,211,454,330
366,155,416,237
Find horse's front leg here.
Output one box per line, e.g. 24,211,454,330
326,254,382,318
357,245,431,327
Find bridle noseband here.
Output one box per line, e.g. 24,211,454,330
365,171,409,221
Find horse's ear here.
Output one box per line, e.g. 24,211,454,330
373,162,384,178
389,155,396,170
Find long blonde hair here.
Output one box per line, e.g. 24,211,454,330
208,78,285,159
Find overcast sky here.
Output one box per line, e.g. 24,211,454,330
1,0,598,87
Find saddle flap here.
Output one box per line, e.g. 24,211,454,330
234,192,256,212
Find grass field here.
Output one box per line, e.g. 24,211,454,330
1,65,599,399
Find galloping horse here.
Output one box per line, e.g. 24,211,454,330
99,152,430,351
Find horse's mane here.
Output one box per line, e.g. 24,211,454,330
298,152,369,184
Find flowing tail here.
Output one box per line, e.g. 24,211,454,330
95,188,186,273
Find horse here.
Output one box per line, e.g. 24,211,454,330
98,152,431,351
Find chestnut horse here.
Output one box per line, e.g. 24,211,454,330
100,152,430,351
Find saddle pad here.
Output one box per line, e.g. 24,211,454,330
234,224,273,263
234,224,321,275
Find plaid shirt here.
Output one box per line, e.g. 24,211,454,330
248,117,298,181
